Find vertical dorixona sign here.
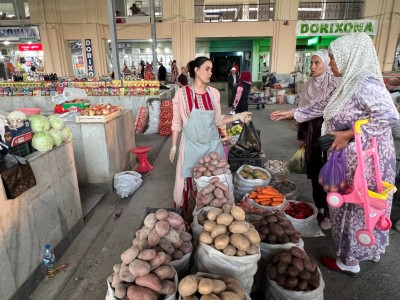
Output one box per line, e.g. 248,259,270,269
85,39,95,77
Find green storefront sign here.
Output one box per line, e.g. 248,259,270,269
296,20,378,36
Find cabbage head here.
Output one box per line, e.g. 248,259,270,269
48,128,64,147
29,115,51,133
7,111,27,121
61,126,72,142
48,115,65,130
32,132,54,152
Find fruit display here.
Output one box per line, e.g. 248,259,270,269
81,103,123,116
198,205,261,256
249,211,302,245
267,247,321,291
238,165,270,180
227,124,242,136
284,201,314,219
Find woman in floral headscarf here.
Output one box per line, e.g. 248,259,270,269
297,50,340,230
271,33,398,276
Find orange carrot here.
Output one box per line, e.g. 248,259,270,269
248,192,258,199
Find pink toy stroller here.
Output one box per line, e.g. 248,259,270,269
326,119,396,247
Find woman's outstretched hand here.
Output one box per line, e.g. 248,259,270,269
270,110,294,121
329,129,354,151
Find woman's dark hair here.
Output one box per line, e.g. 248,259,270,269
187,56,212,79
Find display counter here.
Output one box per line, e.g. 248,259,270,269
0,141,83,299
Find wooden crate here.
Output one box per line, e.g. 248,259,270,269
75,110,122,123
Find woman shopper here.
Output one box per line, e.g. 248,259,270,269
170,56,252,214
232,71,252,114
297,50,340,230
227,67,239,107
270,33,398,276
171,60,179,84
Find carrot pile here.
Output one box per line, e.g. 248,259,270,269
248,186,285,207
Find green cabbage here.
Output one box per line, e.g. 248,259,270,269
7,111,27,120
61,126,72,142
48,115,65,130
48,128,64,147
32,132,54,152
29,115,51,133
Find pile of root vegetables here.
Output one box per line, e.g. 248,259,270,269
267,247,321,291
198,205,261,256
178,274,246,300
195,177,234,209
249,210,302,245
109,209,193,299
193,152,230,178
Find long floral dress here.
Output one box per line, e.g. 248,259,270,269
294,77,399,265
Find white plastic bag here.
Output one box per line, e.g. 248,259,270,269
113,171,143,198
194,173,234,203
260,239,304,264
283,200,324,237
194,243,260,294
52,87,87,104
170,252,191,280
191,206,214,247
233,165,271,202
144,100,161,134
265,267,325,300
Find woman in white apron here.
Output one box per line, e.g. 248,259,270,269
170,57,251,214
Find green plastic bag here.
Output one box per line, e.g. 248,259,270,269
288,148,306,174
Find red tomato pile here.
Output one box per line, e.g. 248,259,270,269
284,202,314,219
158,100,173,136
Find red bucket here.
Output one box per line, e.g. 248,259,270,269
16,108,41,115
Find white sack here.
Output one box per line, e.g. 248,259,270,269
233,165,271,202
194,173,234,202
144,100,161,134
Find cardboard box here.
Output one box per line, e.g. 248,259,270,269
56,101,91,113
0,120,32,148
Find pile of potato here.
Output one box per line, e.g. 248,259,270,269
132,209,193,261
196,177,233,209
249,211,302,244
198,205,261,256
178,274,246,300
238,165,270,180
267,247,321,291
193,151,230,178
108,248,176,299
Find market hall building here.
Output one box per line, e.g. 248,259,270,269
0,0,398,81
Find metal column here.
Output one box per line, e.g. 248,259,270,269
107,0,120,79
149,0,158,79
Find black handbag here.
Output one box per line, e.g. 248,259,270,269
318,134,335,152
0,155,36,199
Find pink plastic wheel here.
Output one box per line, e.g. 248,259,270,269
375,215,392,231
327,192,344,208
356,230,375,247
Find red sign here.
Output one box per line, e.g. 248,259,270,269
18,43,43,51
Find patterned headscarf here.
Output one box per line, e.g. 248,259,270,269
322,33,382,134
298,49,340,107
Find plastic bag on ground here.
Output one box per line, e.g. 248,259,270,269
288,148,306,174
283,200,324,237
233,165,271,202
144,99,161,134
194,243,260,294
113,171,143,198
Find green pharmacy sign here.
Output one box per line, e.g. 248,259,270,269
296,20,378,36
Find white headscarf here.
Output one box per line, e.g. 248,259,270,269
321,33,383,134
298,50,340,107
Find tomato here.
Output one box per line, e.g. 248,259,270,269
294,213,305,219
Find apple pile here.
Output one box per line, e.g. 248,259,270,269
284,202,314,220
81,103,123,116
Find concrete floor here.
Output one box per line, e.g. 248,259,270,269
29,89,400,300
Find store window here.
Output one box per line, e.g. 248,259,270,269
0,0,30,20
114,0,162,17
68,41,85,77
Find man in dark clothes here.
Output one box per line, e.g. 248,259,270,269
177,66,188,87
158,63,167,84
227,67,239,106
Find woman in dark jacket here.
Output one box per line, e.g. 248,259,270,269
232,71,252,113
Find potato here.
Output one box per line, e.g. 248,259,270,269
200,193,214,205
277,219,291,227
210,198,224,208
211,224,227,238
152,265,176,280
269,223,284,236
303,257,317,273
235,250,246,256
297,279,308,291
285,277,298,289
229,221,250,234
245,245,259,255
121,246,139,264
207,165,216,172
242,228,261,245
144,213,157,229
222,244,236,256
230,206,246,221
289,235,300,244
148,229,160,247
140,227,152,240
179,275,199,297
129,259,151,277
165,228,181,244
225,282,245,300
181,231,193,242
172,249,184,260
276,274,286,286
155,220,170,237
214,234,230,250
266,234,277,244
286,266,299,277
229,233,250,252
279,252,292,264
127,285,157,300
135,273,162,293
200,294,220,300
159,237,175,254
259,225,270,235
111,272,122,288
201,183,216,195
290,246,308,259
160,279,177,295
212,168,225,176
115,283,129,298
113,264,121,273
138,249,157,261
200,231,214,244
211,279,226,294
298,270,311,280
266,215,278,223
267,266,278,280
277,235,290,244
167,212,185,229
222,204,232,213
120,263,136,282
207,208,223,221
308,272,320,288
132,237,150,251
277,261,288,275
155,208,169,220
282,226,296,236
198,278,213,295
172,239,184,249
183,295,200,300
204,220,218,232
180,241,193,254
219,291,241,300
292,257,304,272
149,251,167,270
213,188,224,199
216,213,234,226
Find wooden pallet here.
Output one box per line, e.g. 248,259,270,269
75,110,122,123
